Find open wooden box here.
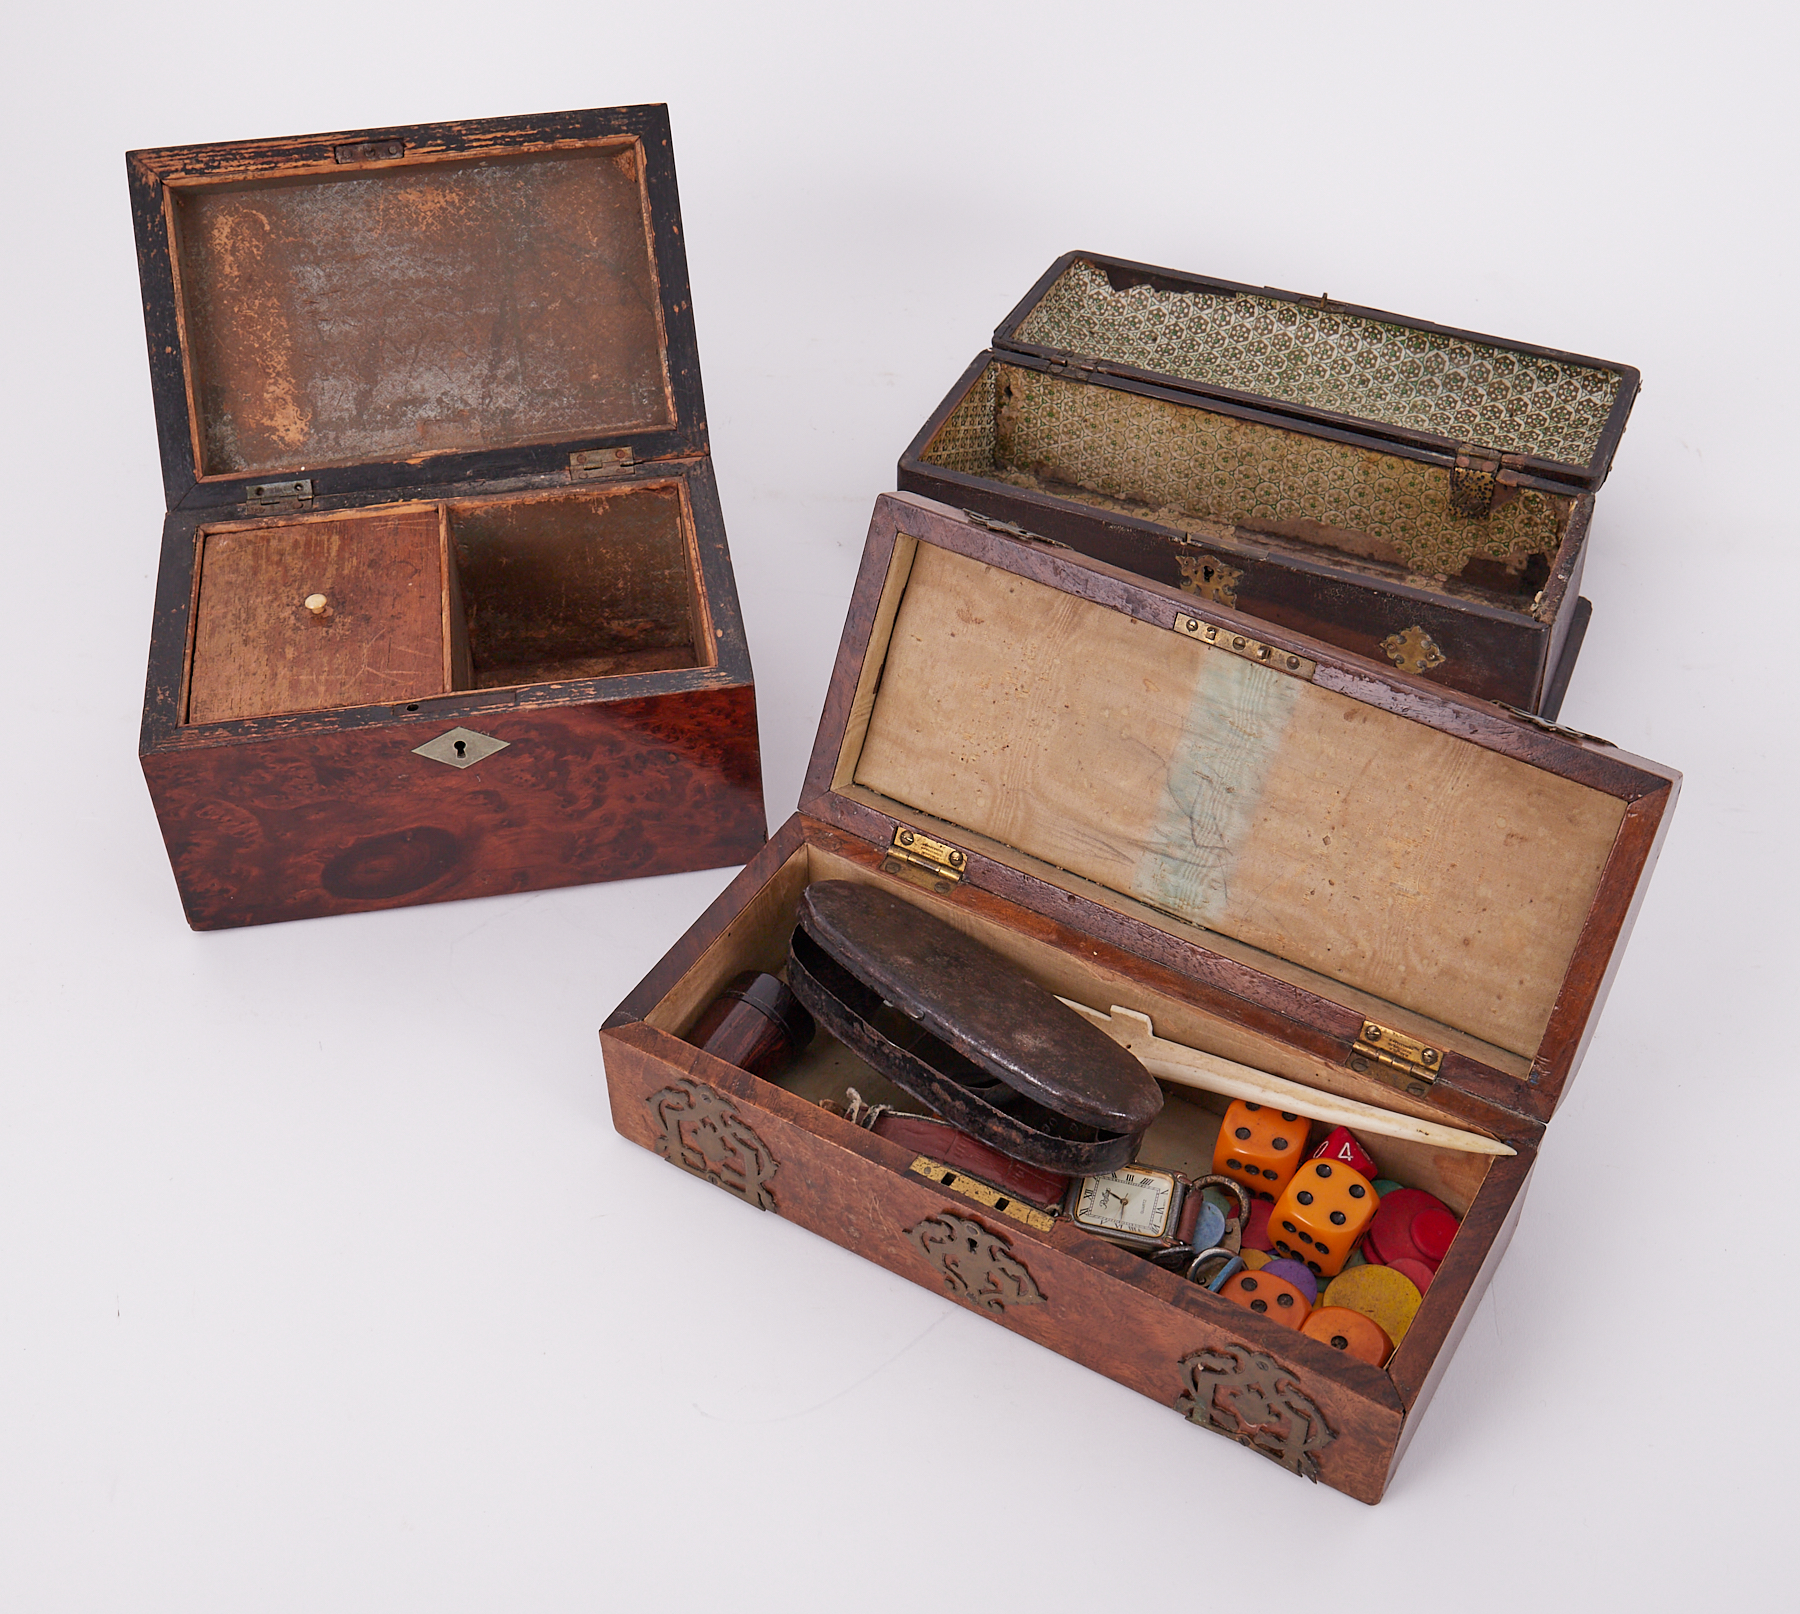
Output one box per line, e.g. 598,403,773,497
601,493,1677,1504
128,106,765,928
899,252,1642,718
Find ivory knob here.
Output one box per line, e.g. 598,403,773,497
304,594,329,616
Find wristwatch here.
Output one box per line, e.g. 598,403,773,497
1064,1167,1249,1258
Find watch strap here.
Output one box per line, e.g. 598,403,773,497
871,1113,1070,1208
1176,1188,1205,1248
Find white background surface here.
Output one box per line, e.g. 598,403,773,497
4,2,1795,1607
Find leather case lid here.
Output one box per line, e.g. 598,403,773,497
129,105,706,511
802,493,1680,1125
796,878,1161,1135
993,252,1639,493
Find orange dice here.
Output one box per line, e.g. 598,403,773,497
1212,1101,1309,1200
1219,1268,1311,1329
1301,1306,1393,1367
1268,1156,1379,1278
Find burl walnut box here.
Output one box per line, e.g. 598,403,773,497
600,492,1677,1504
128,105,765,929
900,252,1641,718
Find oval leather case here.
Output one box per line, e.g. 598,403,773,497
788,879,1161,1172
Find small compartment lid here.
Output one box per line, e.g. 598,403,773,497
805,494,1680,1126
129,105,706,511
995,252,1639,492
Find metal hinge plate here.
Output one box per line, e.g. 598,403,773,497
1449,443,1504,518
882,825,967,892
1498,703,1614,749
245,478,313,506
1176,615,1315,680
570,447,635,480
1046,355,1097,378
1347,1020,1442,1097
334,138,405,164
961,509,1068,548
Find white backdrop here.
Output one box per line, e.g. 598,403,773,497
3,3,1795,1607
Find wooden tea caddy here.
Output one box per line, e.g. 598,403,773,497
128,105,765,929
899,252,1642,718
601,492,1678,1503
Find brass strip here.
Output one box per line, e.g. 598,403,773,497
907,1156,1057,1233
1176,615,1315,680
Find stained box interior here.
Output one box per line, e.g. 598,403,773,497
920,362,1583,611
183,479,709,724
167,143,673,480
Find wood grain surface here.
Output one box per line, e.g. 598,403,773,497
602,1020,1409,1503
187,509,453,722
144,685,765,928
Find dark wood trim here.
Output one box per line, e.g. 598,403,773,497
127,105,707,513
1538,596,1593,726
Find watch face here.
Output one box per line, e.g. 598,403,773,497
1073,1168,1177,1240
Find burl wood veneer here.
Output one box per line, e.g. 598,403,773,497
130,106,766,927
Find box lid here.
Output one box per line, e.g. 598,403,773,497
129,105,706,512
803,494,1678,1129
995,253,1639,494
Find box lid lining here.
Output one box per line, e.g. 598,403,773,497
1007,258,1625,475
168,141,673,480
843,539,1627,1065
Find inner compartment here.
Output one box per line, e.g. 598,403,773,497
1010,258,1625,471
183,480,708,723
169,142,673,478
920,362,1579,609
831,538,1630,1067
641,840,1495,1229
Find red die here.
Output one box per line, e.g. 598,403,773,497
1307,1125,1378,1180
1212,1100,1310,1200
1269,1157,1379,1278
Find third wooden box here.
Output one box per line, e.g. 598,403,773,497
900,252,1640,717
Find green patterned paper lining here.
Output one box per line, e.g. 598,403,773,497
1012,260,1620,470
923,364,1569,580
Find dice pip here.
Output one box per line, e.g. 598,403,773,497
1211,1101,1310,1199
1268,1157,1379,1277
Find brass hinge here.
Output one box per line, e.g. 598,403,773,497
882,824,967,892
1347,1020,1442,1097
244,478,313,507
1175,614,1315,680
1497,703,1614,749
1047,355,1097,377
1449,443,1504,518
570,447,635,480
